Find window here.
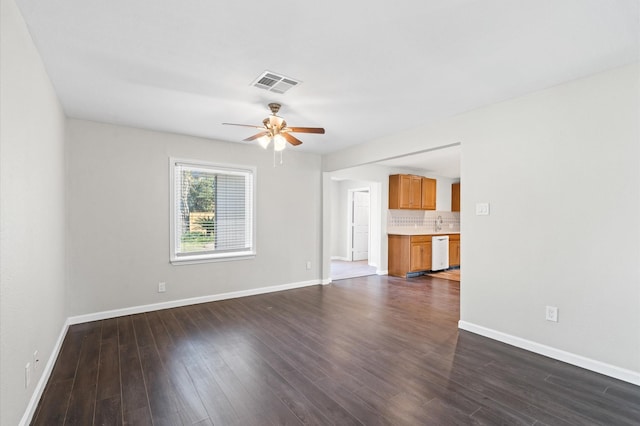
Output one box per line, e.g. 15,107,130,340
170,159,256,264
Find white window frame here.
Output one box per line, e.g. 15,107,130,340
169,158,256,265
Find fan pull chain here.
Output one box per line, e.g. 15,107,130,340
272,149,284,167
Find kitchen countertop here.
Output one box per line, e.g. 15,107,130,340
388,231,460,236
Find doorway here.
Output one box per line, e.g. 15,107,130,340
329,181,377,281
350,189,369,261
331,189,376,280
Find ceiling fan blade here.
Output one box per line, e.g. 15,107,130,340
286,127,325,134
243,132,269,142
282,132,303,146
222,122,266,130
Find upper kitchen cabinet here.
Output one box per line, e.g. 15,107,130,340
389,174,422,209
389,174,437,210
421,177,436,210
451,182,460,212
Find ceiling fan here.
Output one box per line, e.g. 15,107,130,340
223,103,325,151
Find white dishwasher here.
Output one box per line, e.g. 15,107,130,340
431,235,449,271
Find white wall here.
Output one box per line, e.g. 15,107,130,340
434,175,456,212
459,64,639,378
323,64,640,379
66,119,322,316
329,179,343,258
0,0,68,424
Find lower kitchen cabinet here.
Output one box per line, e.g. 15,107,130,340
389,235,431,277
410,236,432,272
449,234,460,267
389,235,410,277
389,234,460,277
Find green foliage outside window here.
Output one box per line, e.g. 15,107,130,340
179,172,216,252
188,174,215,212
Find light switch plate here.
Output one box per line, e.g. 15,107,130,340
475,202,490,216
545,306,558,322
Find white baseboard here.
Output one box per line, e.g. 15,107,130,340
331,256,350,261
20,318,71,426
376,269,388,276
458,321,640,386
321,278,332,285
68,279,323,325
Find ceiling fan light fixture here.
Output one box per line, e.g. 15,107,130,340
258,135,271,149
273,134,287,152
222,103,325,160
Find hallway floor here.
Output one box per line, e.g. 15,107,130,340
330,260,377,280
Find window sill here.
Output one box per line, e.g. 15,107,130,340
170,251,256,266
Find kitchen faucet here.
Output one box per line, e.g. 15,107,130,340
435,215,443,232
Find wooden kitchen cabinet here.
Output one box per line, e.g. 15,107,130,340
388,235,410,277
451,182,460,212
410,236,432,271
421,177,436,210
389,234,459,277
389,174,436,210
388,235,431,277
449,234,460,267
389,174,422,209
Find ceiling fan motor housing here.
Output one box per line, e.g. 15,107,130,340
268,103,281,115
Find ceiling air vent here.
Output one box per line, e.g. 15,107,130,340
251,71,301,94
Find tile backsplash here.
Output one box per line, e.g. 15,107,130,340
387,210,460,234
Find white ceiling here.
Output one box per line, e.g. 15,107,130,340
15,0,639,170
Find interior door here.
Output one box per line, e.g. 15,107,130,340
352,191,370,261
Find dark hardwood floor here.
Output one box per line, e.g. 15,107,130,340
32,275,640,425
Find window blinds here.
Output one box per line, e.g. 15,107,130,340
173,161,254,259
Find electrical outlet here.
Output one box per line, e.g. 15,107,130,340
306,261,312,270
158,282,166,293
25,363,31,388
33,350,39,370
545,306,558,322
